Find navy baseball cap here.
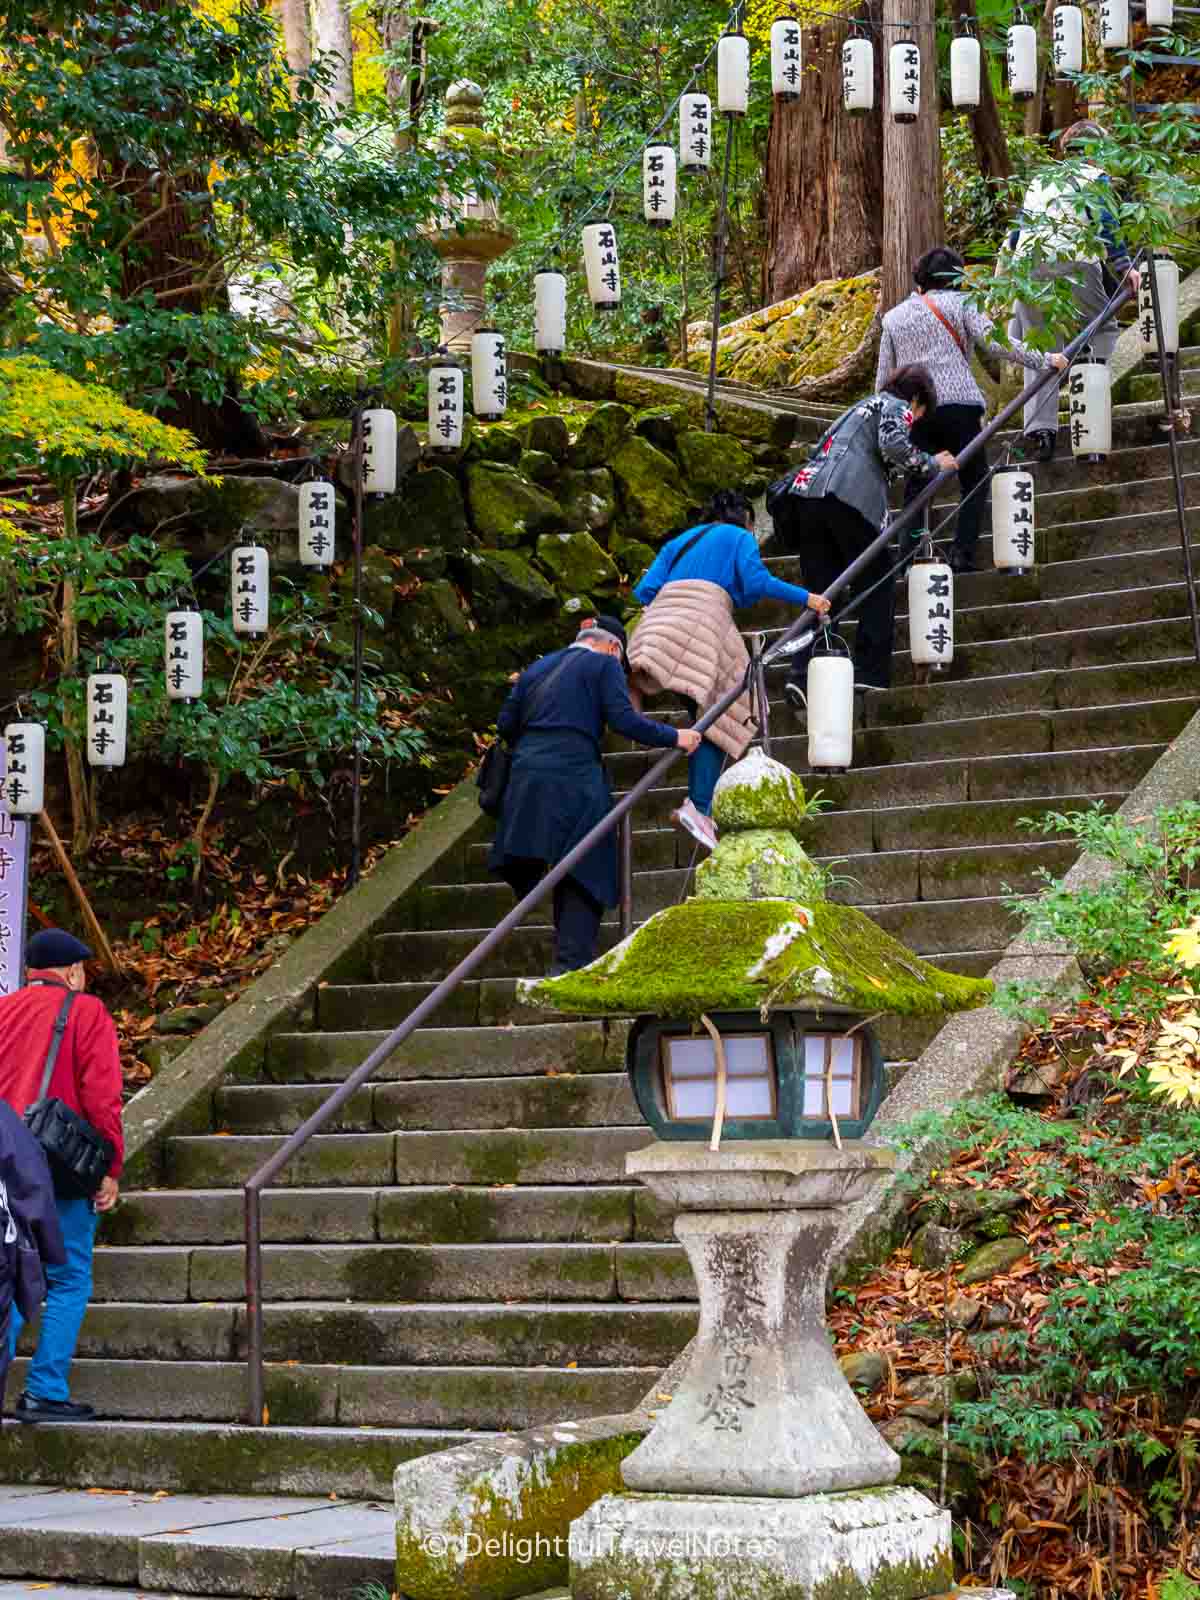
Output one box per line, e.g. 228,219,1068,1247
26,929,93,969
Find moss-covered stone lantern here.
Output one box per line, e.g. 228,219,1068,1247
523,750,993,1600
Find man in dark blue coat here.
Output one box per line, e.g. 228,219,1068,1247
0,1103,64,1422
488,616,700,974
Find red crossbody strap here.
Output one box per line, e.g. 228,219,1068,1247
920,293,968,359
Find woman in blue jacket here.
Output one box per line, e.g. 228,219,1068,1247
489,617,700,975
629,490,829,851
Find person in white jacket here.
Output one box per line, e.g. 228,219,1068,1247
1007,120,1141,461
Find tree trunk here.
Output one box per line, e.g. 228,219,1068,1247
312,0,355,111
376,0,413,355
881,0,945,311
958,0,1012,183
273,0,312,83
762,4,884,303
59,482,97,857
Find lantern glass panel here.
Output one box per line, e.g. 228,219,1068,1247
661,1032,776,1121
801,1035,861,1119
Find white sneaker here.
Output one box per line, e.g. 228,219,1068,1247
671,799,718,853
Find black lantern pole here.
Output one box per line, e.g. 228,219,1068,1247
1146,256,1200,664
704,113,737,434
349,403,366,890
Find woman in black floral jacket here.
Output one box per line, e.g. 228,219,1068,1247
772,363,956,700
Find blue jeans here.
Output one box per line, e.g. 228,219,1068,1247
689,738,724,817
9,1191,98,1402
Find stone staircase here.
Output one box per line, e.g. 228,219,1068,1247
0,356,1198,1593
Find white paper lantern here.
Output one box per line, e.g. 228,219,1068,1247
889,39,921,123
1100,0,1129,47
582,222,621,312
86,674,127,769
1068,349,1112,461
642,144,677,228
679,92,713,173
806,642,854,771
1146,0,1173,29
165,610,204,702
2,722,44,814
771,17,803,100
299,479,336,567
232,546,269,637
717,31,750,115
1052,5,1083,78
361,407,398,495
991,466,1037,575
428,358,465,450
842,37,875,114
533,270,567,355
471,329,508,419
1007,24,1038,99
908,557,954,669
951,36,981,109
1140,253,1180,356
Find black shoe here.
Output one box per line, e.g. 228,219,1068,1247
947,546,976,575
1031,429,1057,463
14,1393,96,1424
783,679,806,712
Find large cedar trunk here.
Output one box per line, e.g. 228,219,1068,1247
762,3,883,304
273,0,313,82
312,0,355,111
881,0,944,310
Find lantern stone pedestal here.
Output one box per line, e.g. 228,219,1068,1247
568,1141,953,1600
425,80,516,354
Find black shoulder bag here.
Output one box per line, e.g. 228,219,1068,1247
23,989,115,1198
477,651,581,818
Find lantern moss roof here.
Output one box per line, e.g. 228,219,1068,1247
521,750,994,1023
519,897,993,1022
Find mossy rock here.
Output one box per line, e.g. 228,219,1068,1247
520,448,559,486
536,531,621,598
633,405,688,454
958,1236,1029,1286
675,429,754,498
569,402,633,469
343,545,396,630
392,466,470,548
559,467,617,538
405,547,447,581
522,898,995,1022
710,749,812,831
694,827,823,903
524,413,571,460
609,533,656,583
396,577,473,652
465,462,564,547
470,423,525,466
610,435,691,543
457,547,557,621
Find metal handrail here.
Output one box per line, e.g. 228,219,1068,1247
242,265,1142,1424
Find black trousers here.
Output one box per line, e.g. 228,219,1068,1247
906,404,988,556
773,494,896,690
505,858,604,973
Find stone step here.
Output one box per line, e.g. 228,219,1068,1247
626,742,1165,823
0,1421,468,1499
608,701,1196,794
1126,371,1200,402
0,1487,397,1600
214,1072,640,1135
263,1018,624,1084
106,1183,662,1246
6,1356,656,1432
619,656,1200,746
61,1299,697,1368
90,1241,695,1305
455,791,1125,879
314,959,991,1052
755,542,1200,632
391,839,1075,934
165,1126,654,1189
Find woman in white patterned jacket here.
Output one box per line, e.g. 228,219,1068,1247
876,246,1067,573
